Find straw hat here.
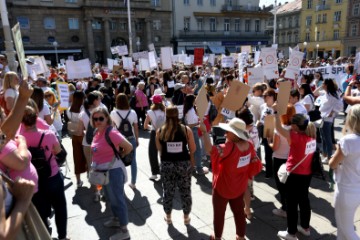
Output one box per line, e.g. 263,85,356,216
154,88,165,96
219,118,249,141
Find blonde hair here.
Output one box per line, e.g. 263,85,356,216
345,105,360,135
44,90,58,106
3,71,18,90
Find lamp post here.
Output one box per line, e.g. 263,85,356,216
136,40,140,52
257,41,261,51
303,41,307,60
273,0,277,44
316,44,319,59
53,41,58,64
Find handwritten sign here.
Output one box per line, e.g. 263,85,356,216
221,56,234,68
117,45,129,56
12,23,28,79
57,82,70,110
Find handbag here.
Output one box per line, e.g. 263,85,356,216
88,170,110,186
277,154,309,184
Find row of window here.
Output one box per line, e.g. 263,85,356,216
304,30,342,41
307,0,343,9
305,11,341,26
185,18,262,32
17,17,163,31
278,32,299,44
183,0,217,6
277,16,300,29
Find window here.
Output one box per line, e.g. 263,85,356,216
354,4,360,16
92,20,102,30
305,16,312,26
197,18,203,31
184,17,190,31
281,34,285,44
43,17,55,29
224,19,230,32
135,22,143,31
65,0,77,2
210,18,216,32
334,11,341,22
68,18,79,29
316,31,320,41
245,20,250,32
335,0,342,3
210,0,216,6
17,17,30,29
235,19,240,32
47,36,55,43
22,36,30,43
305,32,310,41
151,0,160,7
153,20,161,30
287,33,292,43
351,23,358,36
110,21,117,31
294,17,299,27
197,0,203,6
317,14,321,23
184,0,189,5
333,29,339,39
288,18,292,28
322,13,327,23
294,33,299,43
226,0,232,6
307,0,312,9
119,22,127,31
255,20,260,32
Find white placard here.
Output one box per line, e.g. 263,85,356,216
254,51,260,64
132,51,149,61
355,52,360,74
110,46,118,54
221,108,236,118
172,54,179,64
107,58,116,70
248,67,264,87
221,56,234,68
60,59,66,64
148,51,158,69
261,47,279,79
139,58,150,71
32,57,46,75
238,52,248,70
184,57,192,66
65,59,92,79
122,57,133,70
178,54,187,63
57,82,70,110
299,65,347,88
117,45,129,56
208,54,215,66
285,50,304,79
161,47,173,70
241,46,252,54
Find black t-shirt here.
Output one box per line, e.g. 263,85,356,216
117,81,130,95
164,78,175,98
159,125,190,162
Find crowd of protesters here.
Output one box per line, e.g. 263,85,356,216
1,50,360,240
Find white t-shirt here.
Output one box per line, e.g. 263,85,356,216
248,95,264,123
335,134,360,192
38,101,51,119
300,94,314,112
52,111,63,131
4,88,18,100
147,109,165,130
185,108,199,125
273,125,291,159
259,103,274,124
110,109,138,137
294,101,308,116
79,110,91,146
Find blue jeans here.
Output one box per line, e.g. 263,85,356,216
320,121,333,158
191,127,202,172
129,137,137,185
104,167,128,226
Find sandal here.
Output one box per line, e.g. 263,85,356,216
184,216,191,225
164,215,172,225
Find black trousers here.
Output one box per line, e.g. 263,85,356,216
148,130,160,175
273,157,287,210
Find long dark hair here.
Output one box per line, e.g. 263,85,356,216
183,94,196,119
70,90,85,113
300,83,314,99
30,87,44,112
324,79,339,99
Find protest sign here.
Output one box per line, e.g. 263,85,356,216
254,51,260,65
185,56,192,66
221,108,236,119
148,51,158,69
161,47,172,70
248,67,264,87
221,56,234,68
221,81,250,111
238,52,248,70
355,51,360,74
107,58,117,70
263,115,275,138
276,81,292,115
195,86,208,121
194,48,204,66
66,59,92,79
117,45,129,56
57,82,70,110
12,23,28,79
32,57,47,75
122,57,133,70
133,51,149,61
241,45,252,53
139,58,150,71
261,47,279,79
178,54,187,63
285,50,304,79
112,65,123,75
110,46,118,54
208,54,215,66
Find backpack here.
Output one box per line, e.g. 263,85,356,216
116,111,133,138
104,126,134,166
85,109,95,144
28,132,52,182
208,101,218,124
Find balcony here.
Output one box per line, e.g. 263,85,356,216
178,30,269,40
315,5,331,11
221,4,261,12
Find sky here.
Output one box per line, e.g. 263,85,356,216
259,0,292,7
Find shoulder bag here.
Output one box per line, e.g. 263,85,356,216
278,154,309,184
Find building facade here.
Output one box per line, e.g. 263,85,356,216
344,0,360,56
2,0,172,64
298,0,348,59
171,0,272,55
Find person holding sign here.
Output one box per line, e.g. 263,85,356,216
272,109,316,240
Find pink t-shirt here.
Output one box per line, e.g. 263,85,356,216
21,130,60,177
91,128,124,165
0,140,39,193
17,117,50,135
135,89,149,108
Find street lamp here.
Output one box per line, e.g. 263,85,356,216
136,40,140,52
316,44,319,59
273,0,278,44
53,41,59,64
303,41,307,59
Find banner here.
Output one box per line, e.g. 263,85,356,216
11,23,28,79
221,56,234,68
261,47,279,79
65,59,92,79
194,48,204,66
299,65,347,87
161,47,172,70
285,50,304,79
117,45,129,56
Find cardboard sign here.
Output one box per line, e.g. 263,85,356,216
12,23,28,79
65,59,92,79
117,45,129,56
112,65,123,75
276,81,292,115
261,47,279,79
161,47,172,70
57,82,70,110
247,67,264,87
194,48,204,66
195,86,208,121
263,115,275,138
221,81,251,111
221,56,234,68
285,50,304,79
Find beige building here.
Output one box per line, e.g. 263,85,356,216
2,0,172,64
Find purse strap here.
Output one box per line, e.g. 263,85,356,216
104,126,121,168
288,154,309,173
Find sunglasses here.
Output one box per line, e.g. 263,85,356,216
93,116,105,122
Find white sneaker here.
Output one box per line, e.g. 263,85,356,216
149,175,158,180
277,230,298,240
322,158,329,164
297,225,310,237
103,217,121,228
109,230,130,240
272,208,287,218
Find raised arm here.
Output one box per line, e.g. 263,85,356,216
343,80,360,105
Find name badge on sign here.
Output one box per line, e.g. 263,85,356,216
167,142,183,153
305,139,316,155
221,108,235,119
237,153,251,168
